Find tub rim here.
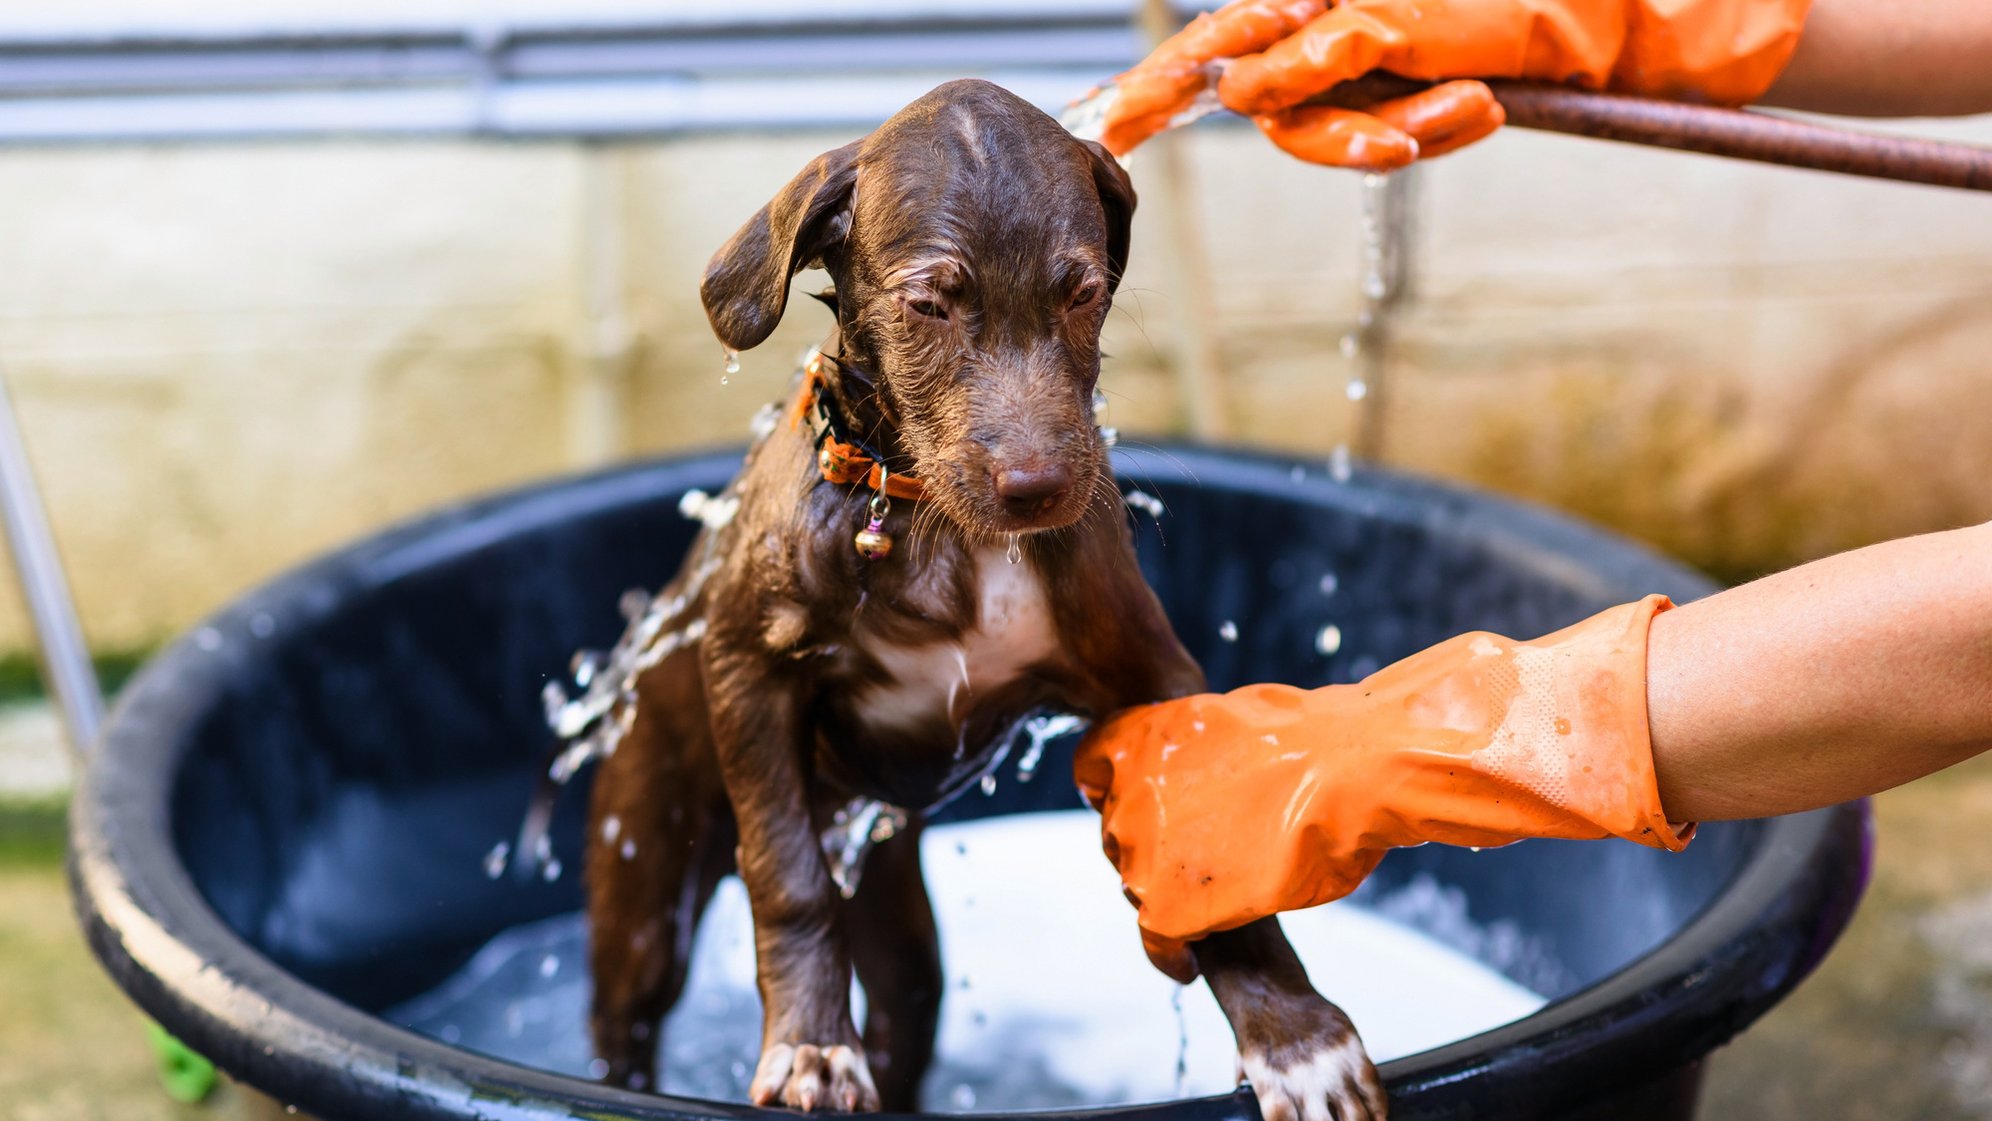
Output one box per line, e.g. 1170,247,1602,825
69,445,1871,1121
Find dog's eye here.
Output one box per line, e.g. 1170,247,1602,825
908,298,949,322
1069,283,1103,310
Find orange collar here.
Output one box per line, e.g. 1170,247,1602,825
792,351,927,502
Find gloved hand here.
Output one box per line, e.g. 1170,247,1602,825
1097,0,1814,169
1074,595,1695,982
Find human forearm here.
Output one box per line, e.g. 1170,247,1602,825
1763,0,1992,117
1648,520,1992,822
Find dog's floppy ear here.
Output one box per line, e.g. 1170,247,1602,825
701,139,863,352
1081,139,1137,294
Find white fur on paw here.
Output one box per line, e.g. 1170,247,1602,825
750,1042,881,1113
1241,1035,1387,1121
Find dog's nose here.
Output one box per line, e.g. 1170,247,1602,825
995,463,1073,518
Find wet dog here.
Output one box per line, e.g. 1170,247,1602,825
573,79,1387,1119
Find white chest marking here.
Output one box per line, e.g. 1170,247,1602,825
858,547,1057,735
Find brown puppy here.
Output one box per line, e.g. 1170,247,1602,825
577,79,1386,1119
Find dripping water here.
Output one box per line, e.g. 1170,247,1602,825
821,797,910,899
1337,169,1416,472
721,346,740,385
1014,713,1087,783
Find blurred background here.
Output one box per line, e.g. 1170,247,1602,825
2,2,1990,1119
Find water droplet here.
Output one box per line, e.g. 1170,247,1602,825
1006,535,1022,565
1346,378,1368,402
482,840,510,879
620,839,636,861
1339,333,1359,360
602,814,621,843
1316,624,1343,656
1289,465,1307,484
971,1010,988,1028
980,773,998,796
1470,846,1484,853
1170,986,1190,1096
538,954,559,979
1098,425,1119,447
722,347,741,377
956,841,968,856
951,1084,978,1110
588,1058,610,1079
1362,273,1388,300
1329,444,1353,483
1092,386,1109,418
1319,572,1339,597
195,626,223,652
1218,620,1238,642
541,857,562,882
440,1023,462,1044
1123,489,1166,520
249,612,276,639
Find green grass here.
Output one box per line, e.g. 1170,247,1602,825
0,649,151,707
0,796,67,868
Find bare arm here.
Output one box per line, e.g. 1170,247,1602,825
1763,0,1992,117
1648,519,1992,821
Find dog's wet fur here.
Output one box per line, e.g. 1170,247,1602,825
584,80,1386,1119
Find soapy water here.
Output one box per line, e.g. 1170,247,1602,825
402,812,1546,1111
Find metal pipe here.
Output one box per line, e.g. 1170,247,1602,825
0,365,104,761
1318,76,1992,192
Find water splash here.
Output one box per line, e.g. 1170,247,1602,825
1170,986,1189,1097
1315,624,1343,657
679,488,740,530
1122,489,1166,521
483,840,511,880
1014,713,1087,783
512,487,739,879
821,797,909,899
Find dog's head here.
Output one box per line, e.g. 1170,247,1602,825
701,79,1136,539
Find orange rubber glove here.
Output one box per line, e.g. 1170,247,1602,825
1075,595,1695,982
1096,0,1813,170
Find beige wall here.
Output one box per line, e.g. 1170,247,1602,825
1,110,1989,655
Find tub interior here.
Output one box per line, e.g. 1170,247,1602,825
165,449,1749,1104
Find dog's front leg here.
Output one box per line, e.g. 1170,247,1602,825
709,662,879,1113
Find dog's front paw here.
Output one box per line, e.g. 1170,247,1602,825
750,1042,881,1112
1238,1005,1387,1121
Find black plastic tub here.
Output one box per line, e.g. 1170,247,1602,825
71,445,1869,1121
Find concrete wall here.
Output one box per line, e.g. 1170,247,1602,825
1,108,1989,655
